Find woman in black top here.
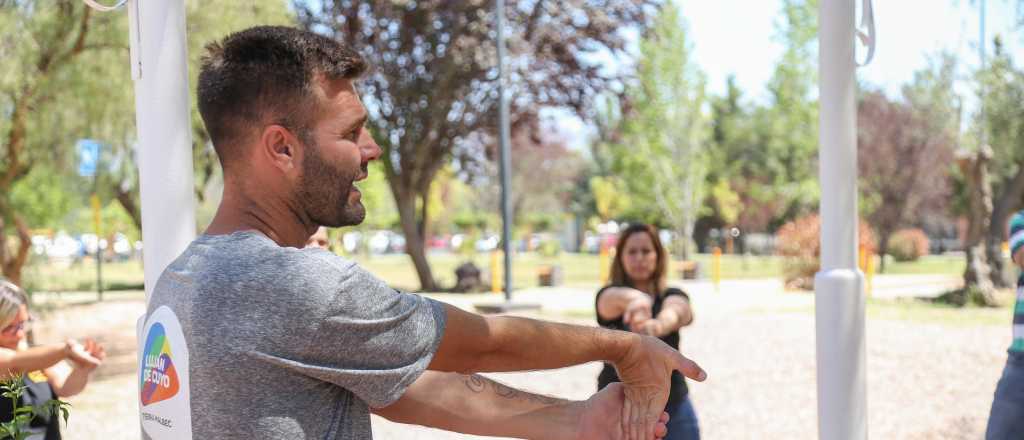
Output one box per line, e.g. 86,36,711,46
595,224,699,440
0,280,105,440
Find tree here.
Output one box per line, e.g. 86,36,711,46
606,1,708,258
296,1,659,290
0,2,124,285
857,91,954,272
978,37,1024,288
474,127,583,232
86,1,295,233
956,145,1000,306
700,76,761,251
749,0,820,230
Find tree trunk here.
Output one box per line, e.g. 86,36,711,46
986,165,1024,288
877,232,891,274
0,214,32,287
394,190,437,292
959,147,999,306
113,185,143,234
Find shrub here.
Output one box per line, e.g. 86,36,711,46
775,214,876,290
888,228,929,262
538,239,562,258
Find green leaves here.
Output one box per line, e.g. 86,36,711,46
599,2,709,254
0,376,71,440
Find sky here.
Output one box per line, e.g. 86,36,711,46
557,0,1024,147
687,0,1022,98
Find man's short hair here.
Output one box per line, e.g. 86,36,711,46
197,26,367,169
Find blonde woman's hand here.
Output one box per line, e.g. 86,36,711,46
65,339,104,371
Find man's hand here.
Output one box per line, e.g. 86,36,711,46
622,296,653,330
613,335,705,440
575,383,669,440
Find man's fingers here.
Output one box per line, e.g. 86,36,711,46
654,417,668,439
644,402,657,440
676,354,707,382
621,397,632,439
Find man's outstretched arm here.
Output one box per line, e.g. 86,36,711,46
373,371,668,440
426,303,706,440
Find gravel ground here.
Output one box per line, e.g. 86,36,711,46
29,282,1008,439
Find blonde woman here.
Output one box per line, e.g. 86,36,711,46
595,224,699,440
0,280,105,440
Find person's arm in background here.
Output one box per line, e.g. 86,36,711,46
596,287,654,327
374,371,669,440
427,303,706,440
0,340,95,377
634,294,694,338
45,339,105,397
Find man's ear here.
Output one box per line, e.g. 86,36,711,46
260,124,301,173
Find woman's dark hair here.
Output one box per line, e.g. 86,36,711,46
609,223,668,294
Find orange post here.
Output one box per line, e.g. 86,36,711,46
490,250,501,293
599,244,610,285
865,248,875,297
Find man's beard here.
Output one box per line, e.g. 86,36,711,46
296,142,365,227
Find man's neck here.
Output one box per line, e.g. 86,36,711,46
205,186,315,248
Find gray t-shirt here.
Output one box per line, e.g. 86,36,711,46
146,231,447,439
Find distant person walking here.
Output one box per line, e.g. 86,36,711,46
986,210,1024,439
595,224,700,440
0,280,105,440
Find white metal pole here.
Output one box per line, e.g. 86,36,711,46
129,0,196,302
816,1,867,439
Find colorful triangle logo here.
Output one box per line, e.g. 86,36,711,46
139,323,180,406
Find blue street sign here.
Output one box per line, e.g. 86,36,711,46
77,139,101,177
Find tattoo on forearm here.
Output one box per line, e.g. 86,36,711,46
466,374,486,392
462,374,560,405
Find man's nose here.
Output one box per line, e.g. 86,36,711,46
359,127,382,161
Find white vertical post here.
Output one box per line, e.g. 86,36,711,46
816,1,867,439
129,0,196,302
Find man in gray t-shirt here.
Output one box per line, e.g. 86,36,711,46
148,231,445,438
142,26,706,440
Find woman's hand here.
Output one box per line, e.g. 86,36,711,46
632,319,666,337
622,296,653,330
65,339,105,371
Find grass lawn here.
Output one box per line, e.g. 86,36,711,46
15,251,972,294
884,254,967,275
748,290,1016,327
21,258,145,293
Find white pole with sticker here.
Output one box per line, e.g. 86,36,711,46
124,0,196,438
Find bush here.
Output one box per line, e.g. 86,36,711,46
776,214,876,290
538,239,561,258
888,229,929,262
